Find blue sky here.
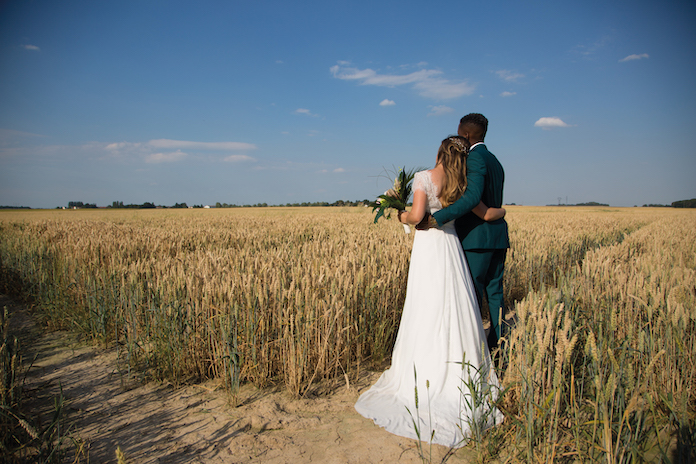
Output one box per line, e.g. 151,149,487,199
1,0,695,208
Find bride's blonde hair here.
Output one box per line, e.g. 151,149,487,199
437,136,470,207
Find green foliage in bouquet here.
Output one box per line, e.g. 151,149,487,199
368,167,423,224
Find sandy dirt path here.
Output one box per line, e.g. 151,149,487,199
6,295,476,463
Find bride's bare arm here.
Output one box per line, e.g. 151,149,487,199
398,190,427,225
472,201,506,222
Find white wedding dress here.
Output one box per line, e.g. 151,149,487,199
355,170,503,448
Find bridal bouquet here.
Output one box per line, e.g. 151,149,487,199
368,166,421,234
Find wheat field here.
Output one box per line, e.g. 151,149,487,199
1,206,694,462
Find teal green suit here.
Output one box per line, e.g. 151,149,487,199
432,143,509,347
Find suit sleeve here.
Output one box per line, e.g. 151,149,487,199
432,151,485,226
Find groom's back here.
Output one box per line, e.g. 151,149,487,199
480,146,505,209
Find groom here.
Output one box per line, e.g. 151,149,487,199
428,113,510,351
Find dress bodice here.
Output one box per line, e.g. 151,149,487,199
413,170,442,214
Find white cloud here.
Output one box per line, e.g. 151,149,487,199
619,53,649,63
3,137,258,168
500,91,516,97
496,70,524,82
145,150,187,163
23,44,40,51
103,138,257,164
427,105,454,117
147,139,256,151
294,108,319,117
106,141,141,151
330,63,475,99
0,128,44,142
333,167,345,173
575,35,612,57
534,117,572,129
414,79,474,100
224,154,256,163
332,66,438,86
379,99,396,106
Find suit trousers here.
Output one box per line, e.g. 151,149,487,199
464,249,507,346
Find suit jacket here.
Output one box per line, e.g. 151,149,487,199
432,144,510,250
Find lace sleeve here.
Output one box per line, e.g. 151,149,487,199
412,170,441,213
413,171,427,194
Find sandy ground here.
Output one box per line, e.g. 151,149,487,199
5,294,478,463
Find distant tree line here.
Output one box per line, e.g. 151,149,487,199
215,199,369,208
57,198,696,210
640,199,696,208
0,206,31,209
108,201,156,209
672,198,696,208
68,201,97,208
108,200,368,209
574,202,609,206
62,201,208,209
545,201,609,207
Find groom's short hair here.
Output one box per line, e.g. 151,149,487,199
460,113,488,140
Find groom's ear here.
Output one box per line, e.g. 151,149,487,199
457,124,470,141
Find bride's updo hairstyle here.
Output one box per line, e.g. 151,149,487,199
436,135,470,207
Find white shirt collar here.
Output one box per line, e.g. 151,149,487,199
469,142,485,150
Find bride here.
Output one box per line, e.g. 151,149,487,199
355,135,505,448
